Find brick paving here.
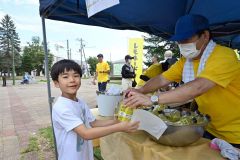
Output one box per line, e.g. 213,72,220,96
0,78,99,160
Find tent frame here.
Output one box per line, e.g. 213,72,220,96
41,17,58,160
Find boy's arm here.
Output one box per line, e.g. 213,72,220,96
90,119,119,127
73,121,139,140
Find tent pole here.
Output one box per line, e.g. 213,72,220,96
41,17,58,160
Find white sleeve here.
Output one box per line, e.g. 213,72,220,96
54,107,83,132
83,102,96,123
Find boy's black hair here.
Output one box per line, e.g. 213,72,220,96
51,59,82,81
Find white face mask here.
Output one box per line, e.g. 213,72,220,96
178,42,201,59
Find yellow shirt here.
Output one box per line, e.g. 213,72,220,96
162,44,240,143
96,61,110,82
138,63,163,87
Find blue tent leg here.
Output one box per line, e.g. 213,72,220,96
41,17,58,160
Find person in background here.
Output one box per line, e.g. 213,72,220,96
121,55,136,90
161,50,178,71
138,55,163,87
51,59,139,160
21,72,29,84
92,54,110,92
124,14,240,147
2,73,6,87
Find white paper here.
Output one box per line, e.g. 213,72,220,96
85,0,120,18
131,109,167,139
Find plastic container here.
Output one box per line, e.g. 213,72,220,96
97,93,122,116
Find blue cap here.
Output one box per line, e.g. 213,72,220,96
169,14,209,41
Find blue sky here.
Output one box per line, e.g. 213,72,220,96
0,0,145,61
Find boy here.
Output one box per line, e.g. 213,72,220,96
51,59,139,160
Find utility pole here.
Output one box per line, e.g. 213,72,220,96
82,45,90,77
80,38,83,67
76,38,90,77
67,40,69,59
11,37,15,85
69,49,72,59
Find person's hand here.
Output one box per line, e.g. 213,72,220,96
123,88,141,98
123,91,152,108
119,121,140,133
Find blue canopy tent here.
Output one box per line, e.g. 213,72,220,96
40,0,240,48
39,0,240,159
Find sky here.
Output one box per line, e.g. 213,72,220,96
0,0,146,62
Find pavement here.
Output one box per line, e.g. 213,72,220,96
0,78,99,160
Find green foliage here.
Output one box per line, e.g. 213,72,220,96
21,126,103,160
87,56,98,75
94,147,104,160
39,127,55,149
0,14,21,75
107,61,112,72
20,127,55,160
21,136,39,154
21,36,54,76
143,34,179,66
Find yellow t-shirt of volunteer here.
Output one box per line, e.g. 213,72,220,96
96,61,110,82
138,63,163,87
162,44,240,144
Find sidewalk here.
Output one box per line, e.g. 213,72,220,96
0,78,98,160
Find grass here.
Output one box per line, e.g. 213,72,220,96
39,127,55,149
21,126,103,160
20,127,55,160
20,136,39,154
3,76,22,80
39,79,47,82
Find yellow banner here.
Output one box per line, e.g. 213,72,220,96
128,38,144,83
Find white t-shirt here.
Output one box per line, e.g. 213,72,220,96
52,96,96,160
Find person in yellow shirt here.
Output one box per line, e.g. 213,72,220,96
92,54,110,92
124,14,240,148
138,55,163,87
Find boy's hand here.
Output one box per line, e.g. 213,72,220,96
119,121,140,133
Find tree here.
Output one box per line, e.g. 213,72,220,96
87,56,98,75
21,36,54,76
0,14,21,76
107,61,112,72
143,34,179,66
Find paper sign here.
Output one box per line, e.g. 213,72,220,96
131,109,167,139
85,0,120,17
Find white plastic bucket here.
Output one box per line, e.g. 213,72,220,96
97,94,122,116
